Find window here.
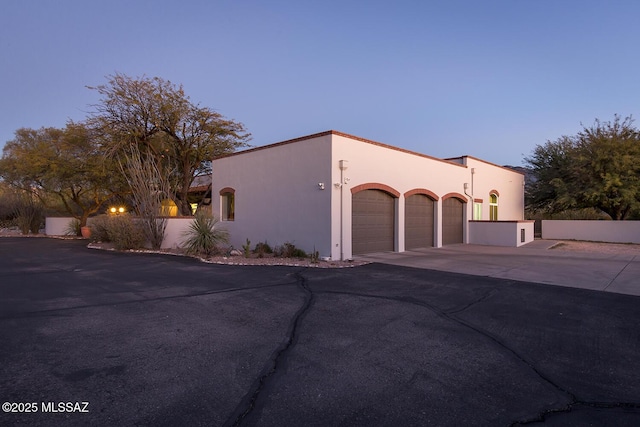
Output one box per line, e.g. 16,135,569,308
489,193,498,221
473,202,482,220
221,190,235,221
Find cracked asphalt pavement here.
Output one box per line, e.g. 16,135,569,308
1,238,640,426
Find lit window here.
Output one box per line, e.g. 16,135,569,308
489,193,498,221
473,202,482,220
221,192,235,221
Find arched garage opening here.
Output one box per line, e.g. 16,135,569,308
442,193,466,245
351,184,399,255
404,189,438,250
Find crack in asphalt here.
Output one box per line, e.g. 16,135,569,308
319,287,640,424
0,281,299,320
224,271,314,427
446,287,498,315
512,400,640,425
319,289,577,394
603,254,637,291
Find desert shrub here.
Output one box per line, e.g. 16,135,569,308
13,195,44,234
310,246,319,264
101,215,145,250
242,238,251,258
89,215,112,242
254,241,273,258
120,145,168,250
0,190,18,227
291,248,307,258
65,218,81,236
181,212,229,256
274,242,307,259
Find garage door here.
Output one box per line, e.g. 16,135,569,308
442,197,464,245
405,194,434,249
352,190,395,254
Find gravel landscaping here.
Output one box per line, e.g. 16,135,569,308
3,226,639,262
550,240,640,255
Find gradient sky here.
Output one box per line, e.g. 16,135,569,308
1,0,639,166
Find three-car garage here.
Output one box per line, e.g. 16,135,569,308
351,187,465,255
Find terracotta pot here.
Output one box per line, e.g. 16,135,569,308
80,226,91,239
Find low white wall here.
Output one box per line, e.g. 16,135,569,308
542,220,640,244
45,217,75,236
45,217,98,235
46,216,201,249
469,220,535,247
161,217,196,249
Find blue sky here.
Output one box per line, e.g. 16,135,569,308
1,0,638,166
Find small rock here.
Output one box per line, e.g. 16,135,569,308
229,249,242,257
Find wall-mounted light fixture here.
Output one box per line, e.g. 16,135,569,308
318,182,325,190
334,183,342,188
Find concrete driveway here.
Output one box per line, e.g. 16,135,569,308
1,237,640,426
357,240,640,296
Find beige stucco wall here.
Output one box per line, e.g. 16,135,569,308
457,157,525,222
542,220,640,244
330,134,470,259
212,131,526,260
162,217,196,249
211,134,333,257
469,220,534,247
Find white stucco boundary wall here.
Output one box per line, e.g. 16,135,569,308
46,217,101,235
542,220,640,244
161,217,197,249
469,220,535,247
45,217,77,236
46,216,203,249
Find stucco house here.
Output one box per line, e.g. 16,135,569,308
211,130,532,260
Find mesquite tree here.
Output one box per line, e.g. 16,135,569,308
525,115,640,220
89,73,251,215
0,123,125,227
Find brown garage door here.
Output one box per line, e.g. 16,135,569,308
405,194,434,249
352,189,395,254
442,197,464,245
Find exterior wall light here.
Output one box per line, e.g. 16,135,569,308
110,207,117,214
118,207,125,213
318,182,325,190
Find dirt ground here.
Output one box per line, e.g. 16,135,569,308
549,240,640,255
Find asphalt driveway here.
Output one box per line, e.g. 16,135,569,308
1,238,639,426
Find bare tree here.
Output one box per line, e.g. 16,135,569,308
120,144,173,249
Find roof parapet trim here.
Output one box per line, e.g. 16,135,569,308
214,130,467,168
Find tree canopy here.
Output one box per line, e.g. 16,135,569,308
88,73,251,215
0,122,126,226
525,115,640,220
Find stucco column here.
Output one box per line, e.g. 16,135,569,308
397,195,405,252
434,198,442,248
463,200,470,244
